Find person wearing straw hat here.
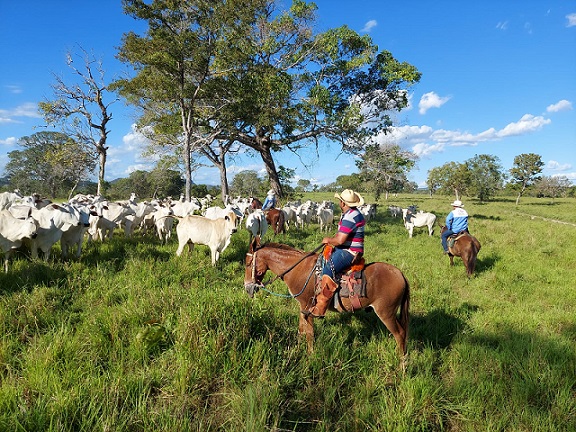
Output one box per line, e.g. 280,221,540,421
306,189,366,318
261,189,277,211
441,199,469,254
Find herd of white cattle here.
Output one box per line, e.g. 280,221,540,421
0,189,435,272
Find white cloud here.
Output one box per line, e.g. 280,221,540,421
496,21,509,30
361,20,377,33
122,124,152,151
373,113,552,158
546,160,572,171
5,85,22,94
418,92,450,114
0,102,41,124
546,99,573,113
0,137,18,146
496,114,551,137
566,13,576,27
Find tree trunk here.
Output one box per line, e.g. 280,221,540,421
218,158,229,203
183,138,192,202
259,146,283,198
97,149,106,196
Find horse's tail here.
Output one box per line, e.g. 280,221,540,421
399,275,410,353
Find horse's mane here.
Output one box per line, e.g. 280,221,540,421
260,242,306,255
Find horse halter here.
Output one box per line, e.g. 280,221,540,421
244,251,265,298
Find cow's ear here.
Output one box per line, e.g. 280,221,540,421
225,215,230,221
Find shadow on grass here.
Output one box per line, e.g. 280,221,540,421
471,213,502,220
0,259,69,294
325,302,479,352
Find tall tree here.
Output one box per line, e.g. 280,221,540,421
5,132,95,198
509,153,544,205
356,144,417,200
426,162,470,200
217,2,420,197
466,154,505,202
116,0,420,199
114,0,262,201
39,49,116,196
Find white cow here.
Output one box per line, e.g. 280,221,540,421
281,205,297,230
9,204,81,260
170,200,201,217
153,205,175,245
316,207,334,232
0,209,39,272
0,190,24,210
388,205,402,218
296,204,313,229
358,204,377,222
402,208,437,238
245,209,268,240
175,213,238,265
204,205,244,227
59,203,96,259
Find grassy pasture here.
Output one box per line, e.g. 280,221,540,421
0,195,575,431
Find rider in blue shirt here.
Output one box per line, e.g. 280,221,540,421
261,189,276,211
441,199,469,254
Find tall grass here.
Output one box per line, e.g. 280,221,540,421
0,195,574,431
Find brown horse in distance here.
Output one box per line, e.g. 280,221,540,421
265,209,285,235
441,226,481,277
251,197,285,234
243,238,410,365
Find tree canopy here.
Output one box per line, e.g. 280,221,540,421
509,153,544,205
114,0,420,199
5,131,95,198
356,144,417,200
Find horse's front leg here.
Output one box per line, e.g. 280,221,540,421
298,312,315,353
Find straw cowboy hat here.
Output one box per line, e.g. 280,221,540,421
450,199,464,207
334,189,364,207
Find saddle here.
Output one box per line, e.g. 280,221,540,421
448,230,470,248
322,246,367,312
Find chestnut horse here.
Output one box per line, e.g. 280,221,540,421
244,237,410,364
265,209,285,234
441,226,481,277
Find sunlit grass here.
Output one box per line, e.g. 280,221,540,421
0,195,575,431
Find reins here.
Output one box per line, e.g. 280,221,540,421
250,243,324,298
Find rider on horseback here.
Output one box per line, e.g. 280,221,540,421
441,199,469,254
261,189,277,211
307,189,366,318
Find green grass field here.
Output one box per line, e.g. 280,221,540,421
0,195,575,431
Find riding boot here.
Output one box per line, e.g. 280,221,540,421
307,275,338,318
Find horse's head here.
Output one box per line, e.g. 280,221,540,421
244,236,267,298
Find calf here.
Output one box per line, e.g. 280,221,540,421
175,213,238,265
0,209,39,272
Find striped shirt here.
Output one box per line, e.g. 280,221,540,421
336,207,365,253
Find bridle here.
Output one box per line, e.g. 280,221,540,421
245,244,324,298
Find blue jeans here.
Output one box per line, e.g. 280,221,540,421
441,229,454,251
323,248,355,279
442,228,468,251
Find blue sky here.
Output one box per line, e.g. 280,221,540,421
1,0,575,189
